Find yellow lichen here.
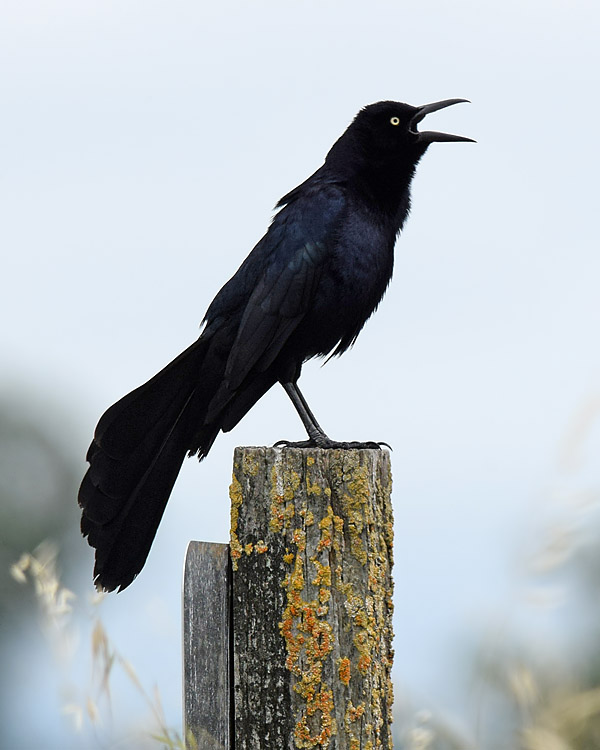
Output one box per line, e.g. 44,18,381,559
284,469,301,501
290,553,305,592
242,450,260,476
346,461,370,505
341,490,367,566
269,463,298,533
311,561,331,589
345,700,365,724
317,505,336,552
306,477,323,496
229,470,243,569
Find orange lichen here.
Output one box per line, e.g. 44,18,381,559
344,701,365,750
338,658,351,686
292,527,306,549
294,686,336,748
357,653,372,675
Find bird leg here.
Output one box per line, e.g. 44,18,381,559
275,382,387,450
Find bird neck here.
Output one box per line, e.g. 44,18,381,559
356,157,418,220
326,143,427,229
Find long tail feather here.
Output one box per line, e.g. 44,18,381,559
78,339,210,591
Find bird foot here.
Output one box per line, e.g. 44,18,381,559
274,438,391,451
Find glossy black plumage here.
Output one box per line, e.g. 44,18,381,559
79,99,472,591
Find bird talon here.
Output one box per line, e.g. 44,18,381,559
273,439,316,449
274,438,389,451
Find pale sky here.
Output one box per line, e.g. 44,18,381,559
2,0,600,746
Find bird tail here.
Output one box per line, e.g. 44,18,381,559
78,338,218,592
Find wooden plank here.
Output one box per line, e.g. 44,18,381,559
230,446,394,750
183,541,231,750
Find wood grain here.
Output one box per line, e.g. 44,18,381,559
230,447,394,750
183,541,231,750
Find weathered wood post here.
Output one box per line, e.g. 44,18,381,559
184,446,394,749
183,541,231,749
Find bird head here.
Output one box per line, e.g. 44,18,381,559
281,99,473,213
350,98,474,153
320,99,473,216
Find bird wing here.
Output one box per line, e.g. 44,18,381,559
223,239,326,389
223,187,346,391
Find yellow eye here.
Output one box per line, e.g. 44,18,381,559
390,116,400,126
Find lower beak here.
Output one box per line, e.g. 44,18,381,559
411,98,475,143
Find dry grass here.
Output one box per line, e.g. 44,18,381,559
11,542,185,749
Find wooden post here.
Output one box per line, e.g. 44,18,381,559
183,447,394,749
183,541,231,749
230,446,394,750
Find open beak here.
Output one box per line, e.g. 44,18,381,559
411,98,475,143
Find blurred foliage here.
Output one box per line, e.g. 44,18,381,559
0,393,81,610
393,396,600,750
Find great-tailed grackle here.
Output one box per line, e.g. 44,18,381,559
79,99,473,591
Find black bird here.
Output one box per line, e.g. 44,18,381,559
79,98,473,591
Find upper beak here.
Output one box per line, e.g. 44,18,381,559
411,98,475,143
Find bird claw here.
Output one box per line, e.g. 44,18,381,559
273,439,315,449
273,438,391,451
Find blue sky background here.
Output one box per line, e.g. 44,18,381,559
2,0,600,746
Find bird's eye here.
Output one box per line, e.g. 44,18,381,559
390,116,400,126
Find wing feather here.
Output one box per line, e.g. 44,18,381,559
224,240,327,389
